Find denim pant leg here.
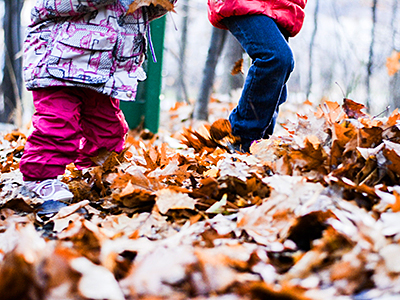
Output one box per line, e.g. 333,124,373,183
223,15,294,141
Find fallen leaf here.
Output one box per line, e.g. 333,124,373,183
50,200,89,220
387,191,400,212
205,194,227,214
343,98,367,119
231,58,244,75
315,101,343,124
155,188,196,214
386,50,400,76
209,118,232,141
128,0,175,14
379,244,400,273
71,257,125,300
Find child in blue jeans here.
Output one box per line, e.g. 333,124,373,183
208,0,307,152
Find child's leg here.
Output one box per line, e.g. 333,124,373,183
74,90,129,169
222,15,294,141
20,87,86,181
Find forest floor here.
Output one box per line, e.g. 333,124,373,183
1,95,400,300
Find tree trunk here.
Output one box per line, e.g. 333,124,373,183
389,0,400,110
193,27,227,120
219,33,244,95
177,0,189,103
306,0,319,100
1,0,24,124
390,73,400,110
366,0,378,111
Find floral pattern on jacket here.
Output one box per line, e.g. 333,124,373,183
24,0,167,101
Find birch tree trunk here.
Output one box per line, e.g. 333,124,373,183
219,33,244,95
306,0,319,100
1,0,24,124
194,27,227,120
177,0,189,103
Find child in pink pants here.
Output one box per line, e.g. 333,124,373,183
21,87,128,179
21,0,171,210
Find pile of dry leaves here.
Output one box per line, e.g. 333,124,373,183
0,98,400,300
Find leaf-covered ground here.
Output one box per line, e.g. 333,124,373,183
1,98,400,300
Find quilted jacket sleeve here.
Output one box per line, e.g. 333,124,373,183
32,0,117,22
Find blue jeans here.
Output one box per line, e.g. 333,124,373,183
223,15,294,141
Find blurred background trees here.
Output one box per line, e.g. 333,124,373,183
0,0,399,126
164,0,400,120
0,0,23,125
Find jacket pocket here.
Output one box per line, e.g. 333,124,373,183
114,14,147,60
116,32,146,60
47,23,117,84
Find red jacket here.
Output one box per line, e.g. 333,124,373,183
208,0,307,37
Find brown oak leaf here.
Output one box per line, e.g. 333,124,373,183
127,0,175,14
343,98,367,119
231,58,244,76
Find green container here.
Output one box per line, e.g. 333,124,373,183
120,16,166,133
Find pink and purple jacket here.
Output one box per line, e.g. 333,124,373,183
23,0,168,101
208,0,307,37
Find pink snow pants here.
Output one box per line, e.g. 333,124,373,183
20,87,129,181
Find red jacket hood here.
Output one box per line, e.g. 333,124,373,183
208,0,307,37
